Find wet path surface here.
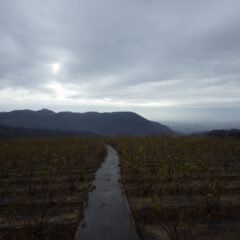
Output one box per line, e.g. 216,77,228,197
75,145,140,240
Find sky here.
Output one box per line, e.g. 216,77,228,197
0,0,240,123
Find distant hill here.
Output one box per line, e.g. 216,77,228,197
0,109,173,136
0,125,96,139
206,129,240,138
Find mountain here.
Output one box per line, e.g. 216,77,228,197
0,109,173,136
206,129,240,138
0,125,96,139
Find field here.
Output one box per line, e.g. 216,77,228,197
0,137,106,240
1,135,240,240
114,136,240,240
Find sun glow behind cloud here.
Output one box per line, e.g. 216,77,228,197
51,63,60,74
45,81,75,100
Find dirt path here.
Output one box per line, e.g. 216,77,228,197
74,145,140,240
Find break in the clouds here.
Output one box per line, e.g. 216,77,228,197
0,0,240,121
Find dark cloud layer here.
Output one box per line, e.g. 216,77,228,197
0,0,240,121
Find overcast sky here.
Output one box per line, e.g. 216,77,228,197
0,0,240,122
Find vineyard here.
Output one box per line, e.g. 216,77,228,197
114,136,240,240
0,137,106,240
1,135,240,240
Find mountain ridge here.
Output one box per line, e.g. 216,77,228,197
0,109,173,136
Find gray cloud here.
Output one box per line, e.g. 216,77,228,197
0,0,240,121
